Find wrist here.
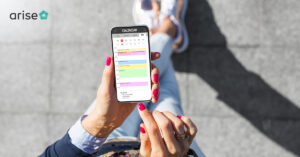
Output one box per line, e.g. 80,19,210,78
82,110,116,138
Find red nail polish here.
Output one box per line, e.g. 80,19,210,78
106,56,111,66
154,74,159,83
140,126,146,134
138,103,145,111
153,89,158,98
177,115,182,119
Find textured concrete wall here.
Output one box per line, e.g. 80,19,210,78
0,0,299,156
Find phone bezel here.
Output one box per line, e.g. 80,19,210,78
111,25,152,103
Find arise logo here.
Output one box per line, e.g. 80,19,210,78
10,10,48,20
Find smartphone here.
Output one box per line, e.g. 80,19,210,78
111,26,152,102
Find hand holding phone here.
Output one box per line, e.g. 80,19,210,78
82,51,160,138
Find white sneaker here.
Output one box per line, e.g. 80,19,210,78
132,0,159,30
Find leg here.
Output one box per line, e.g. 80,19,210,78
150,33,173,75
151,16,177,39
147,61,182,115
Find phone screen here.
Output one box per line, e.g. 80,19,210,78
111,26,152,102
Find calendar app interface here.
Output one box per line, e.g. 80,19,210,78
112,32,152,102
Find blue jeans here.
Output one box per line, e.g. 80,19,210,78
85,33,205,156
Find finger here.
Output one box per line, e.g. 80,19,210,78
151,83,160,103
140,123,151,157
162,112,185,136
100,56,115,91
180,116,198,145
151,64,160,84
151,52,161,61
138,103,166,151
152,111,181,155
151,64,160,103
174,115,190,152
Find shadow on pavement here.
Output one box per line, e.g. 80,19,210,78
172,0,300,155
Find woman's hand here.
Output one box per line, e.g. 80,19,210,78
138,103,198,157
82,52,161,138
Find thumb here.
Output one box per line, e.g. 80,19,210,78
100,56,115,90
140,123,151,157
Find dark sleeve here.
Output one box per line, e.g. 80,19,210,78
39,133,92,157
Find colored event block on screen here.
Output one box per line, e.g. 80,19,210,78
119,64,147,70
117,48,146,52
118,51,146,56
119,69,147,78
120,82,148,87
118,60,147,65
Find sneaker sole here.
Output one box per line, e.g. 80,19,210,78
174,0,189,53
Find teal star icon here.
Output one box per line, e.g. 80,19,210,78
39,10,48,20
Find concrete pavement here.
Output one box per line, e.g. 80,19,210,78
0,0,299,156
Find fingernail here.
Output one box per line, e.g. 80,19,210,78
153,89,158,98
153,97,157,102
106,56,111,66
154,74,159,83
138,103,145,111
140,126,146,134
177,115,182,119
